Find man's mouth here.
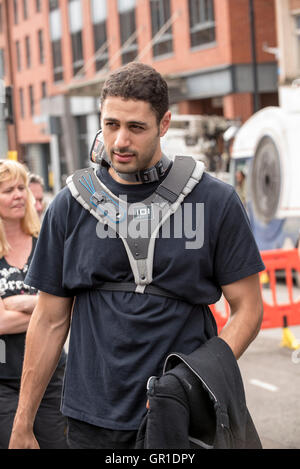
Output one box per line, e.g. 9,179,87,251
112,151,136,163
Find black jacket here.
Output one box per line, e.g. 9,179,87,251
135,336,262,449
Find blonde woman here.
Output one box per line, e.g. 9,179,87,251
0,160,68,449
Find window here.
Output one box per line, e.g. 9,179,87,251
0,3,3,33
49,0,59,10
150,0,173,57
188,0,215,48
23,0,28,19
70,31,84,76
118,0,138,64
29,85,34,116
51,39,63,81
41,81,47,98
19,88,25,118
49,0,63,81
25,36,31,68
0,48,4,78
91,0,108,71
296,15,300,70
38,30,45,64
36,0,41,12
13,0,19,24
16,41,21,71
68,0,84,76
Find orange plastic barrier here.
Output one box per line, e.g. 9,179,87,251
210,248,300,332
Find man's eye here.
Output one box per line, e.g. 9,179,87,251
130,125,144,132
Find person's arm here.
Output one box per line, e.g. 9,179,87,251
0,296,34,335
3,294,38,314
9,291,74,449
219,273,263,360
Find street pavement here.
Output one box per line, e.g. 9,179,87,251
238,325,300,449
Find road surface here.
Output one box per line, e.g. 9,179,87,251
238,325,300,449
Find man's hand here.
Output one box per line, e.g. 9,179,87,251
9,424,40,449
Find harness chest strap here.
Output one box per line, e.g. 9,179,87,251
66,156,205,296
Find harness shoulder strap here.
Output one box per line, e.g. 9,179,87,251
66,166,111,221
155,155,197,203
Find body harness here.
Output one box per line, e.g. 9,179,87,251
66,130,205,300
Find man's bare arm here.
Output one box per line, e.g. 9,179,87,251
219,273,263,360
9,292,74,449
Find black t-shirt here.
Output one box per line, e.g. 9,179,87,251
0,237,66,381
0,238,38,380
24,167,265,430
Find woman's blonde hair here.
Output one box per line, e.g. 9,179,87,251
0,159,40,257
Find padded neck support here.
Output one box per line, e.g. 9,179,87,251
110,153,172,184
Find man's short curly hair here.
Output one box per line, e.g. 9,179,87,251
100,62,169,124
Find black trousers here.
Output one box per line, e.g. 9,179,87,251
0,366,69,449
67,417,138,449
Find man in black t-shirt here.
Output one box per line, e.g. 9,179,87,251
9,63,264,449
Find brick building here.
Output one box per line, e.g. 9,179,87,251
0,0,280,190
275,0,300,86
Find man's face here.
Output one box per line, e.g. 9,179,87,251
29,182,44,218
101,97,170,183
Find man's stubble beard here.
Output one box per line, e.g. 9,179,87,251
108,132,161,175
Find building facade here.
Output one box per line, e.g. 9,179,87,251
275,0,300,85
0,0,279,191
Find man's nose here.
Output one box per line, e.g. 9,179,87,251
114,128,131,149
35,200,43,212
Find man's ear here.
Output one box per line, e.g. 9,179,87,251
159,111,171,137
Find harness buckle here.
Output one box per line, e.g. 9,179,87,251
90,192,106,206
141,167,160,183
